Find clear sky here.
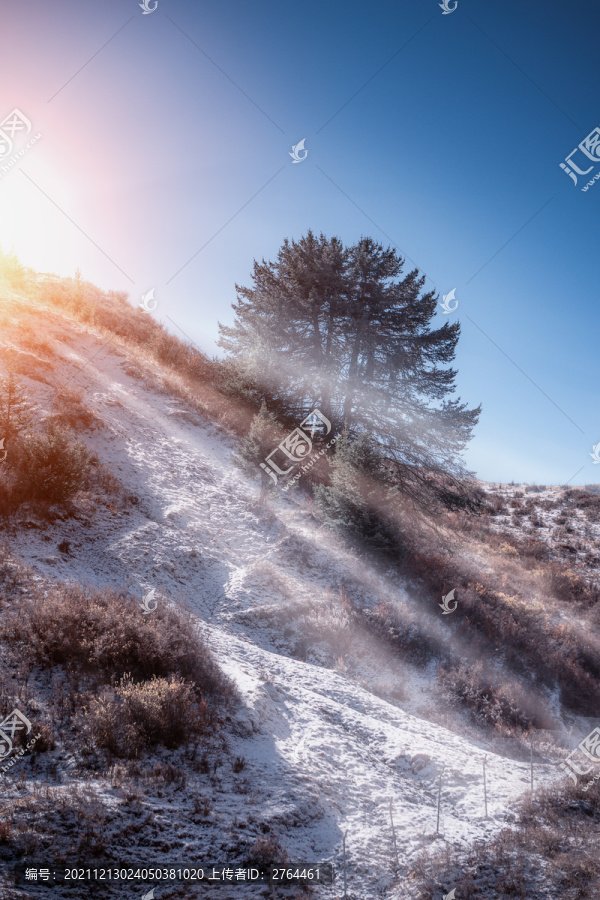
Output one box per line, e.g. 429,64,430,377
1,0,599,485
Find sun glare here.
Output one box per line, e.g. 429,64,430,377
0,160,79,278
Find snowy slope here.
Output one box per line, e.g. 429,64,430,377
3,322,563,899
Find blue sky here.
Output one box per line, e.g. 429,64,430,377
1,0,599,485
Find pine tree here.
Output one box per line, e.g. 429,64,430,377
219,231,348,422
16,422,91,503
232,403,282,502
314,431,400,550
219,231,480,492
0,372,36,442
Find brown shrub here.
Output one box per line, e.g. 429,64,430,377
244,834,288,868
81,674,207,757
0,477,20,518
359,601,447,669
547,565,600,607
0,544,30,599
232,755,246,773
31,723,56,754
436,660,538,733
1,583,234,704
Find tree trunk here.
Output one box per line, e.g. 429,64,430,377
342,302,369,425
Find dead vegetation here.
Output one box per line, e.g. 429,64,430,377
1,581,234,703
411,777,600,899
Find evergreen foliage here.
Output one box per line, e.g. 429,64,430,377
232,402,282,501
219,230,480,491
314,430,403,552
0,372,37,441
16,423,91,502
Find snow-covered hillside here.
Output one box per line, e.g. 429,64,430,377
0,309,571,899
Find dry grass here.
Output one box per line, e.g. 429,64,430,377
244,833,288,868
401,503,600,724
410,777,600,899
1,582,234,702
0,543,32,602
14,320,55,358
291,589,357,662
0,252,260,456
50,385,102,431
31,270,256,436
0,784,142,872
